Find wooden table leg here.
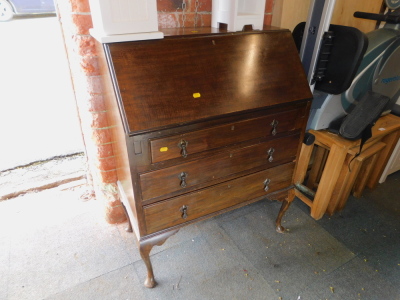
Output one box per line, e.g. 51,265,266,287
325,142,384,214
353,151,380,197
293,142,315,185
307,145,327,189
326,154,353,215
310,144,347,220
367,131,400,189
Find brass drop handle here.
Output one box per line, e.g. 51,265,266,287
180,205,188,219
271,119,279,136
264,178,271,192
179,172,188,188
178,139,188,158
267,147,275,162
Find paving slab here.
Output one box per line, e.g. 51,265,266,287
0,153,86,200
45,264,146,300
301,256,400,300
1,186,131,300
1,171,399,300
219,201,356,299
133,222,278,300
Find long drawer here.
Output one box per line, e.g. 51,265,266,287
150,108,302,163
141,134,299,201
143,162,295,235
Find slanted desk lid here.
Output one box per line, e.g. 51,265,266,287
106,30,311,134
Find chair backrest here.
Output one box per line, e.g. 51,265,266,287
292,22,368,95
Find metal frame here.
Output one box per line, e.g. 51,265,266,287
300,0,337,92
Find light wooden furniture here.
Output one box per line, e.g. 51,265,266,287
291,113,400,219
98,27,312,288
319,141,386,215
272,0,384,33
379,137,400,183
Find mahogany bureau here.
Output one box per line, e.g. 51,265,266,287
99,27,312,288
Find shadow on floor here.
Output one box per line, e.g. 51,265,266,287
0,171,399,300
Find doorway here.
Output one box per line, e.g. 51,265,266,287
0,15,85,199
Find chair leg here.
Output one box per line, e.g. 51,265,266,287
311,144,347,220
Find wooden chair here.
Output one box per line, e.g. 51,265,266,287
292,114,400,219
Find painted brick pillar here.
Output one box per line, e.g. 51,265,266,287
56,0,125,224
55,0,274,224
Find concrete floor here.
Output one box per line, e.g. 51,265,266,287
1,171,399,300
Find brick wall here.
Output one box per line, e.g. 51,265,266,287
56,0,275,224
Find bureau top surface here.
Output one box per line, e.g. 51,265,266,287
106,29,312,133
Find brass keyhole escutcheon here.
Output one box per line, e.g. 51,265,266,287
180,205,188,219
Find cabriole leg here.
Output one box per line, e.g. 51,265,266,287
139,229,179,288
275,189,295,233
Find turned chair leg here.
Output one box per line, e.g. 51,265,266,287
138,229,179,288
275,189,295,233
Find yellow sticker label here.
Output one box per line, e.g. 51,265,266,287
193,93,201,98
160,147,168,152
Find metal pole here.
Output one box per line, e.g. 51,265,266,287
300,0,336,92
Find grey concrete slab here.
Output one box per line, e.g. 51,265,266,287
6,232,131,300
0,154,86,200
0,235,10,300
1,171,399,300
219,201,355,299
2,187,133,300
313,171,400,256
45,264,146,300
301,257,400,300
133,221,278,300
116,216,205,262
360,238,400,294
311,196,400,254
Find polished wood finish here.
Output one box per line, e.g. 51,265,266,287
144,162,295,234
293,114,400,219
108,30,311,133
101,28,312,287
141,134,299,201
150,108,302,163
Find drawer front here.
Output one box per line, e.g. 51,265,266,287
141,134,299,201
143,162,295,234
150,109,301,163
